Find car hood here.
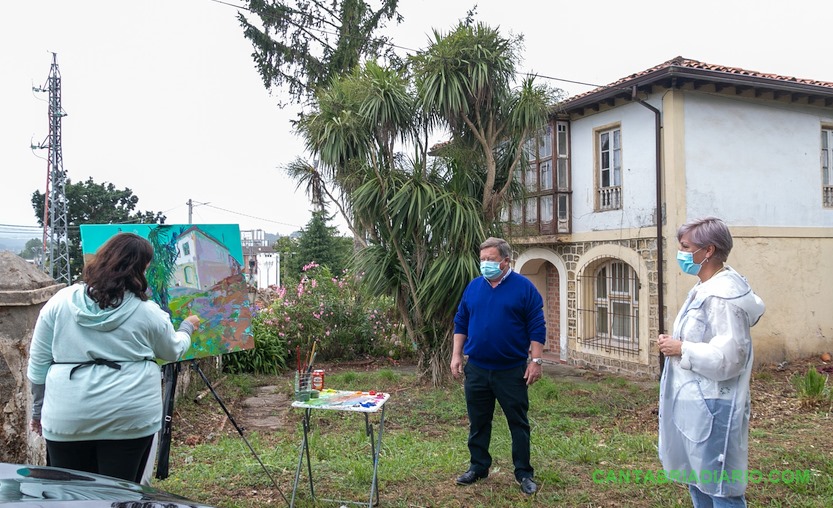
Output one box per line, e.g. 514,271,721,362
0,463,213,507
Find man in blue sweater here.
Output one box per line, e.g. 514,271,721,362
451,237,547,496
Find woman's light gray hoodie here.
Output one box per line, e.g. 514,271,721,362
27,284,193,442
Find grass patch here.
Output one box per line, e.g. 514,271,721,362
792,367,832,409
156,362,833,507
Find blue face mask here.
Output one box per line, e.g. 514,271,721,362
480,260,503,280
677,248,703,276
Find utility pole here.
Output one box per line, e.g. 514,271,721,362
186,198,208,224
33,53,71,285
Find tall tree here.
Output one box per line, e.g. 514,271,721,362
297,61,485,385
238,0,403,106
31,177,165,280
286,22,565,384
17,238,42,260
411,22,562,222
284,157,367,248
146,225,183,312
296,210,349,275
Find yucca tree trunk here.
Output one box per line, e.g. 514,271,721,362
418,331,452,387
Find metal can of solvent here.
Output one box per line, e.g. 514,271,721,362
311,369,325,390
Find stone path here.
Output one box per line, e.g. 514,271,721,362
238,385,292,431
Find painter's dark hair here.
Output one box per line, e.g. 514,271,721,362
83,233,153,309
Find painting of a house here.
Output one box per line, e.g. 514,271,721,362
79,223,254,362
173,226,241,291
506,57,833,377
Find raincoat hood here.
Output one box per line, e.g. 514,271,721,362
690,268,765,327
69,284,143,332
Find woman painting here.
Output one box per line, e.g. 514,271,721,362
28,232,200,482
658,217,765,507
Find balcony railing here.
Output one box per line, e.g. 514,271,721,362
599,186,622,211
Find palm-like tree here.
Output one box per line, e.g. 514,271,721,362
147,225,181,313
296,62,484,384
411,22,561,222
289,23,561,384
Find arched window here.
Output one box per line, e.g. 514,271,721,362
579,259,640,355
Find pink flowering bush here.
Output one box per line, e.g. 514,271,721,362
251,262,412,367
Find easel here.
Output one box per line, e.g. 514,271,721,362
156,359,290,507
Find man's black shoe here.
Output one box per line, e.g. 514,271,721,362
518,476,537,495
455,469,488,485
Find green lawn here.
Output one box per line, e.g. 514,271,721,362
156,362,833,507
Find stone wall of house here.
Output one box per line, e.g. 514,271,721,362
519,236,662,379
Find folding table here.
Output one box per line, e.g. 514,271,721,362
290,389,390,507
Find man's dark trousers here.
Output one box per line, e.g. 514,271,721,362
464,362,533,481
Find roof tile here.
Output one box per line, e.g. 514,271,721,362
564,56,833,103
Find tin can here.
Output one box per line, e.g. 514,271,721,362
311,369,325,390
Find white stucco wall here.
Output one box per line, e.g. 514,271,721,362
563,89,833,371
568,97,663,233
673,91,833,364
684,93,833,227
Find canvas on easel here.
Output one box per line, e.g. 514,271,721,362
79,223,255,360
78,223,281,492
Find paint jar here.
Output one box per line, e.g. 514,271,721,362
294,371,312,402
311,369,325,390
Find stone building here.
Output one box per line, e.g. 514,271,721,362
510,57,833,377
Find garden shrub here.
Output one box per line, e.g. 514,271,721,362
223,305,288,375
226,262,411,374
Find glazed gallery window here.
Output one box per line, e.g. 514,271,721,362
597,126,622,211
823,128,833,208
503,122,571,234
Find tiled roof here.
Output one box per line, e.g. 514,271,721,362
563,56,833,104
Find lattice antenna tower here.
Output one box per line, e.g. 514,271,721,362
33,53,71,285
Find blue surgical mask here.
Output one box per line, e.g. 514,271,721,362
480,260,503,280
677,248,703,276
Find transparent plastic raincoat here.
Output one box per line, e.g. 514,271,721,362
658,266,765,497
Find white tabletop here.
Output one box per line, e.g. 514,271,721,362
291,389,390,413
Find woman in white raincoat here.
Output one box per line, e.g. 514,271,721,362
657,217,765,508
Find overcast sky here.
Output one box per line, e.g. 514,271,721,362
2,0,832,245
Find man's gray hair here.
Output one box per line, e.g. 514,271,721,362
480,237,512,259
677,217,733,262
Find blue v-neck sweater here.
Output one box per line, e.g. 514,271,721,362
454,271,546,370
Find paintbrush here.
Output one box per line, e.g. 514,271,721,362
307,340,317,369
